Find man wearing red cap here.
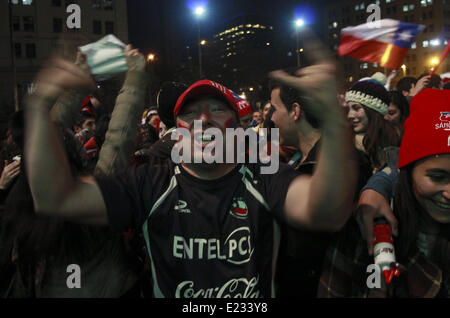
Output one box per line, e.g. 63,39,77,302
24,37,356,298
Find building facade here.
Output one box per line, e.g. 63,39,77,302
323,0,450,90
205,14,287,110
0,0,128,112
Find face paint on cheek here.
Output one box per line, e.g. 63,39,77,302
413,182,427,198
177,123,189,130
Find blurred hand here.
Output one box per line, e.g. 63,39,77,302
410,76,430,97
356,189,398,255
0,159,21,190
269,31,339,122
34,58,96,97
75,51,91,75
125,44,146,72
386,70,398,87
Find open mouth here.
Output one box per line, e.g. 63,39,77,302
194,132,216,147
432,200,450,210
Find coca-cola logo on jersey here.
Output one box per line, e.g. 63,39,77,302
172,227,254,264
175,276,261,298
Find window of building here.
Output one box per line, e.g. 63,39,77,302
105,21,114,34
333,21,338,28
14,43,21,58
103,0,113,10
392,5,397,13
26,43,36,58
93,20,102,34
11,0,19,4
427,0,433,4
411,42,417,49
409,4,415,10
53,18,63,33
92,0,101,9
23,16,34,32
423,40,429,47
12,16,20,31
431,38,440,46
22,0,33,5
52,0,62,6
360,2,365,9
403,5,408,11
421,0,427,6
360,63,368,69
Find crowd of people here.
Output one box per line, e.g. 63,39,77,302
0,35,449,298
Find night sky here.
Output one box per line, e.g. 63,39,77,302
127,0,324,52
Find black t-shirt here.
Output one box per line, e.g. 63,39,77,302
96,161,298,298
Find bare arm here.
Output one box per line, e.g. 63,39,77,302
24,59,107,225
271,33,356,232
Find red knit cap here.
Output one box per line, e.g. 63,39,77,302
174,80,252,118
398,89,450,169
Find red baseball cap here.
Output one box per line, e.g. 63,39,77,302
81,96,96,117
174,80,252,119
398,89,450,169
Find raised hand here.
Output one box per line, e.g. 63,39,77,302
269,30,340,122
410,75,430,97
74,51,91,75
125,44,146,72
34,58,96,98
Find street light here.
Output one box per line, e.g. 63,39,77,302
194,6,205,16
193,5,206,79
401,64,407,76
430,57,439,71
295,19,305,67
200,40,206,46
147,53,155,63
295,19,305,27
146,53,157,105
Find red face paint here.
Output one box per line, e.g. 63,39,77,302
177,123,189,129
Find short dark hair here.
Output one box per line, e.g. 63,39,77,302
269,69,321,128
157,81,188,128
396,77,417,94
389,90,409,123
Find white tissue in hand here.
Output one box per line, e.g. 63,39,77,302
79,34,128,81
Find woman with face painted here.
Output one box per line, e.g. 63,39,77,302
346,73,401,172
319,89,450,297
391,89,450,297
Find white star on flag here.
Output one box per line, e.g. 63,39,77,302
398,31,412,41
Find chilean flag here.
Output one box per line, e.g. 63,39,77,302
338,19,425,69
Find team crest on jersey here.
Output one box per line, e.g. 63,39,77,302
229,197,248,219
436,112,450,131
